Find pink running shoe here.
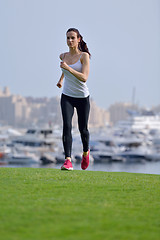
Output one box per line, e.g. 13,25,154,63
61,159,73,171
81,150,90,170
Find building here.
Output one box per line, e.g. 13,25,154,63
108,102,138,125
89,99,110,127
0,86,110,128
0,87,31,126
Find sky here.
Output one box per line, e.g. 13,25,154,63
0,0,160,109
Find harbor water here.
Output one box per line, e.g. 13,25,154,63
1,160,160,175
1,114,160,175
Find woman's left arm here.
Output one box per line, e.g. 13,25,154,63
60,53,90,82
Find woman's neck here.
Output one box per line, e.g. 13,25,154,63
69,47,80,56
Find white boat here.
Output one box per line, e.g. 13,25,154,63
116,110,160,132
6,151,39,164
0,143,11,155
12,127,57,154
90,138,121,162
146,152,160,161
40,152,56,164
114,147,149,160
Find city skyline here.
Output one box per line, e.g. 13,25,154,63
0,85,110,127
0,85,160,129
0,0,160,109
1,84,160,111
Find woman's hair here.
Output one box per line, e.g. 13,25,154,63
66,28,91,57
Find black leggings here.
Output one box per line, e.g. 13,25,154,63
60,93,90,158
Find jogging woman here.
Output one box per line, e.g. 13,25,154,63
57,28,91,170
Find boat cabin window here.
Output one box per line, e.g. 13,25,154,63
26,129,36,134
40,130,53,135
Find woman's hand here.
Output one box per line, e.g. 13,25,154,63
57,80,63,88
60,61,70,71
57,73,64,88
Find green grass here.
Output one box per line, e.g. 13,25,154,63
0,168,160,240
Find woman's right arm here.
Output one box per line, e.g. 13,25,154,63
57,72,64,88
56,53,64,88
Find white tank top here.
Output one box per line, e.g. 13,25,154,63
61,54,90,98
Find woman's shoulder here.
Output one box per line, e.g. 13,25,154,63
80,51,89,56
80,52,90,62
59,52,68,60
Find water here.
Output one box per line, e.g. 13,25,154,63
53,161,160,174
1,160,160,175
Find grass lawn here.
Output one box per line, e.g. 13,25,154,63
0,168,160,240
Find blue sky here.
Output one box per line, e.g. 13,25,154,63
0,0,159,109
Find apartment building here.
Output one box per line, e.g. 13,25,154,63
0,86,110,128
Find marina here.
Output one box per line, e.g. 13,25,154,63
0,110,160,174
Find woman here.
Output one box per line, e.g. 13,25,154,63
57,28,91,171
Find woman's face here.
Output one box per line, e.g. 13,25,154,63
66,31,80,48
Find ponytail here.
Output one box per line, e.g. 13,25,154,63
78,35,91,57
66,28,91,57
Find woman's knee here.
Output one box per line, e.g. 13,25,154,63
63,123,72,134
79,127,89,136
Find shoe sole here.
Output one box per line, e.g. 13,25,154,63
81,162,89,170
81,166,89,170
61,166,73,171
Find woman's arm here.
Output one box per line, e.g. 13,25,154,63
57,73,64,88
57,53,65,88
60,53,90,82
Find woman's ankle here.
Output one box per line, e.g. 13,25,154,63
66,157,71,162
83,151,89,156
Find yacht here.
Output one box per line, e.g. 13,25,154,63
12,127,56,149
6,151,39,164
116,110,160,132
